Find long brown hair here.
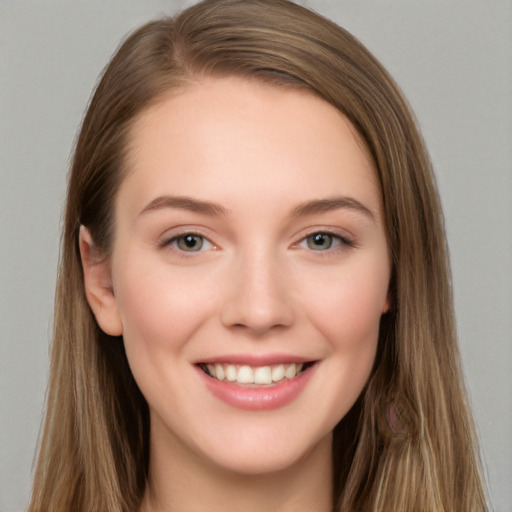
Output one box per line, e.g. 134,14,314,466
29,1,488,510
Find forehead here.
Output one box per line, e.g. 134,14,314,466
120,76,381,219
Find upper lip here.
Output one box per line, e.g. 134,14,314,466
195,353,316,366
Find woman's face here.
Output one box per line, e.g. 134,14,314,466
84,77,390,475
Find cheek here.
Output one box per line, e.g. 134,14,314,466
303,261,388,423
303,258,389,350
112,251,219,358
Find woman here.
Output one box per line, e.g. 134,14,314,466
28,0,488,510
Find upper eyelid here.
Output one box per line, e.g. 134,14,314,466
156,226,355,248
294,228,359,253
158,231,213,250
158,226,214,243
159,233,215,257
297,227,355,243
300,232,350,246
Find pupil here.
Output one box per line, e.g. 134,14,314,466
309,233,332,250
185,235,197,247
179,234,202,251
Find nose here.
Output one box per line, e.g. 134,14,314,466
220,249,295,336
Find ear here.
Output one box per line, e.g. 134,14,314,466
382,287,392,314
79,225,123,336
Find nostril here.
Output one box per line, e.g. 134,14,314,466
221,299,295,334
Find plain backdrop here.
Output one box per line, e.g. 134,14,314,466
1,1,511,510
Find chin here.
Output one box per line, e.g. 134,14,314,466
195,422,333,477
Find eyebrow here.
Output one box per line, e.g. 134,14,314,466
291,196,376,222
139,195,229,217
138,194,375,221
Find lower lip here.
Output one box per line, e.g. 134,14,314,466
196,364,316,411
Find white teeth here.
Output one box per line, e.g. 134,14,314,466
225,364,237,382
237,366,254,384
271,364,285,381
254,366,272,385
215,364,225,381
206,364,216,378
285,363,297,379
204,361,307,385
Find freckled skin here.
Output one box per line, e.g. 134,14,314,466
83,77,390,510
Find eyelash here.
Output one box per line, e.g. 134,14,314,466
159,232,214,254
159,229,355,256
296,229,356,258
297,230,356,254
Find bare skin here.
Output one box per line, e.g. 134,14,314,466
141,431,332,512
80,77,390,512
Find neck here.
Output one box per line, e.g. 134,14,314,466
140,429,333,512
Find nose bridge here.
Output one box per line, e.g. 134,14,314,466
220,243,295,334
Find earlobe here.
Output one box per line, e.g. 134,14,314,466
382,291,392,314
79,225,123,336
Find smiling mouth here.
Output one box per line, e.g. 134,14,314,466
197,362,315,386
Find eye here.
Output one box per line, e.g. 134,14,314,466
306,232,337,250
169,233,212,252
300,231,354,251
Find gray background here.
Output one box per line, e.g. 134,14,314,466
1,1,510,510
